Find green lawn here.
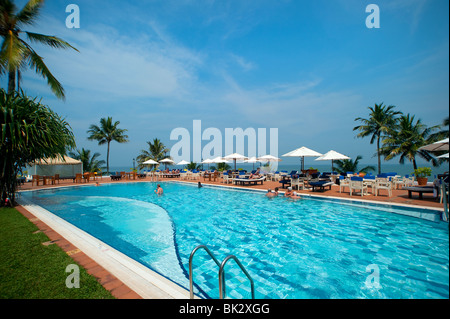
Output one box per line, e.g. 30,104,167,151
0,207,114,299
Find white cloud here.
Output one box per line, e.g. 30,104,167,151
23,16,203,100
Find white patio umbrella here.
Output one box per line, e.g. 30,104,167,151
244,156,260,170
224,153,248,171
201,158,213,169
315,150,350,172
142,159,159,172
282,147,322,171
419,138,449,152
257,155,281,162
257,155,281,173
159,158,175,169
437,153,449,159
177,160,190,165
142,159,159,165
211,156,229,163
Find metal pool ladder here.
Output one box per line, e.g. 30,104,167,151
189,244,255,299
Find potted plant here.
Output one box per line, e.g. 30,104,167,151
413,167,432,186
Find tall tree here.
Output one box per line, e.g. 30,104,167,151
69,148,105,173
381,114,440,170
0,89,75,205
136,138,169,170
87,117,129,174
353,103,402,174
0,0,78,99
333,156,375,175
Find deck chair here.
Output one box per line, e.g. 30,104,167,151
374,178,392,197
349,176,368,196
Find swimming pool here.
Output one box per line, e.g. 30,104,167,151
21,182,449,299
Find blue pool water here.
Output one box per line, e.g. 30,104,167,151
21,182,449,299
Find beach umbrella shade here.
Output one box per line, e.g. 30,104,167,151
282,147,322,171
177,160,190,165
437,153,449,159
201,158,214,169
315,150,350,172
245,156,260,170
224,153,248,170
257,155,281,162
142,159,159,172
159,158,175,169
143,159,159,165
419,138,449,152
211,156,229,163
257,154,281,172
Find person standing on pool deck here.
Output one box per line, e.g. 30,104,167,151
155,184,163,195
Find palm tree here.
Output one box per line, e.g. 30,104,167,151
69,148,105,173
136,138,169,170
333,155,375,175
87,117,129,174
0,0,78,99
429,116,449,142
381,114,440,170
0,88,75,205
186,162,201,171
353,103,402,174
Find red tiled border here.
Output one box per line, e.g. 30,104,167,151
15,205,142,299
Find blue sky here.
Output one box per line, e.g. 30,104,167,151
5,0,449,168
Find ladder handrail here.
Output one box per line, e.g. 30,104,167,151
189,245,224,299
218,255,255,299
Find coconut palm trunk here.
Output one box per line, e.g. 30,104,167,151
87,117,129,175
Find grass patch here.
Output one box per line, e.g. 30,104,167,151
0,207,114,299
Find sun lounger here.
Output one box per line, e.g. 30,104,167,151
309,180,333,191
233,176,266,186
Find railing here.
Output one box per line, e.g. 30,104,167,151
189,244,255,299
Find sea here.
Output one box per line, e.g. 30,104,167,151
109,161,449,178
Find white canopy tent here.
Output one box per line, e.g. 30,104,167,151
27,155,82,178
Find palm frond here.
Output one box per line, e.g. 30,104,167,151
26,48,65,100
25,32,79,51
14,0,44,26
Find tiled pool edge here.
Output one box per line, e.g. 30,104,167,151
16,197,194,299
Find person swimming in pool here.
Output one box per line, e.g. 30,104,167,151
266,189,276,197
155,184,163,195
284,187,301,199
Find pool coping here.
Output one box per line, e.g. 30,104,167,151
17,197,195,299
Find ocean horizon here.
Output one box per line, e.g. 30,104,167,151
108,161,449,177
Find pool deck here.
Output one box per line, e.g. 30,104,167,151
14,175,448,299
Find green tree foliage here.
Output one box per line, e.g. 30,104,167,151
87,117,129,174
381,114,440,170
68,148,105,173
333,155,375,175
0,0,78,100
0,89,75,205
136,138,169,170
353,103,402,174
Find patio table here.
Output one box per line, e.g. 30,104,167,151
403,186,435,200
